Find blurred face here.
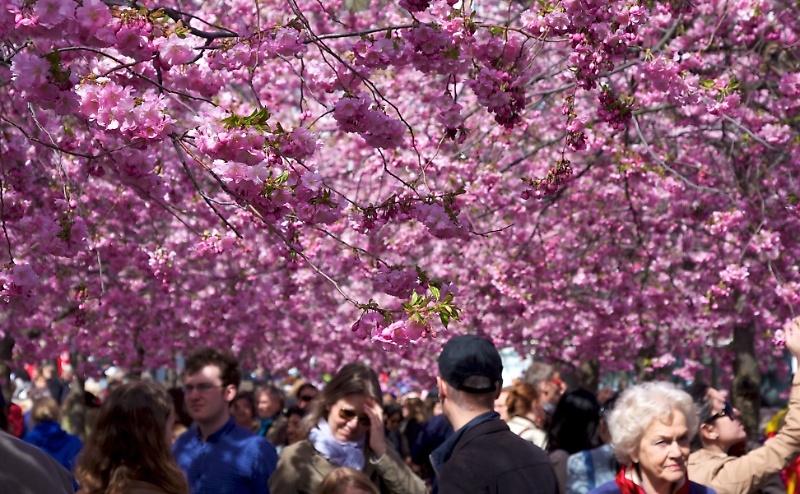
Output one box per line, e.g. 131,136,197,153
328,393,371,442
705,388,746,449
539,372,565,406
257,391,281,419
385,412,402,431
632,411,690,493
231,397,254,428
296,388,319,410
494,390,509,421
286,413,304,444
183,365,234,426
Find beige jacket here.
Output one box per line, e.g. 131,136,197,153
506,415,548,449
688,373,800,494
268,439,426,494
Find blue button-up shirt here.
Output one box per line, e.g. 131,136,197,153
173,417,278,494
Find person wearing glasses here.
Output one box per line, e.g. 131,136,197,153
295,382,320,409
172,347,279,494
269,362,426,494
687,316,800,494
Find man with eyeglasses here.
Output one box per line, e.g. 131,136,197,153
173,347,278,494
687,316,800,494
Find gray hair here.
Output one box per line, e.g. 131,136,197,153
607,381,698,464
523,362,555,387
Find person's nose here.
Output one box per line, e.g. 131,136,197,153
668,440,683,458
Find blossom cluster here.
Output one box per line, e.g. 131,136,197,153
332,95,406,149
522,0,648,89
77,81,174,141
467,68,527,128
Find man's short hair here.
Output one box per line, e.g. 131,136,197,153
184,347,241,389
443,381,496,411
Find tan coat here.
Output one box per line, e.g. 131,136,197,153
688,373,800,494
268,439,426,494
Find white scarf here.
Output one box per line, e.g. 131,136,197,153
308,418,366,471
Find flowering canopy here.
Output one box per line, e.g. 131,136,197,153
1,0,799,383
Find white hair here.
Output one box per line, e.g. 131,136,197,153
607,381,698,463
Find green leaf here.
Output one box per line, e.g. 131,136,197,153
440,311,450,328
430,285,440,300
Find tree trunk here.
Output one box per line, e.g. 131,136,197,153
731,321,761,443
574,357,599,392
64,352,87,440
0,335,13,406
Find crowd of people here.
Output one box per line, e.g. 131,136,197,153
2,316,800,494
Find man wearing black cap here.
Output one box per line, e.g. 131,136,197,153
431,334,558,493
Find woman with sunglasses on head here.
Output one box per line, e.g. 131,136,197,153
269,363,425,494
687,316,800,494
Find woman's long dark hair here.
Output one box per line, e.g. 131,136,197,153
76,381,189,494
547,387,601,454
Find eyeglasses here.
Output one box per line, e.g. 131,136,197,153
183,383,223,394
338,407,371,426
298,395,316,402
705,402,735,424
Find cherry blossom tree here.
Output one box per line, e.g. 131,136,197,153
1,0,799,407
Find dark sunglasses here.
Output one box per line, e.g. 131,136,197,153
298,395,316,402
705,402,735,424
338,407,371,426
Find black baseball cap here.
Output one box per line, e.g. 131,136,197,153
438,335,503,393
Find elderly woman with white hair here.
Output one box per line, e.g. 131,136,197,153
589,382,715,494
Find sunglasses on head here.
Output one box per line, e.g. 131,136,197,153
705,402,735,424
338,407,371,426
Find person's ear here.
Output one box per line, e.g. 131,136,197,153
223,384,237,402
700,423,717,442
436,376,446,401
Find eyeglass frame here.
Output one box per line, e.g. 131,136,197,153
182,383,224,394
705,401,735,424
338,407,371,427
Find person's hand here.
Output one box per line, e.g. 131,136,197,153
785,316,800,359
364,397,387,459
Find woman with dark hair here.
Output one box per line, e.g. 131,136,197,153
687,317,800,494
166,387,193,444
547,388,602,494
285,405,309,447
269,362,425,494
75,381,189,494
230,391,259,432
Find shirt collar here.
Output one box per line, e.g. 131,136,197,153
194,416,236,443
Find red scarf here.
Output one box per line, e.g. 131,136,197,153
614,465,691,494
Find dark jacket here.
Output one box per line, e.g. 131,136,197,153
437,418,558,494
0,431,74,494
590,479,715,494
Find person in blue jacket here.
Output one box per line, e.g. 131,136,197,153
23,396,82,474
